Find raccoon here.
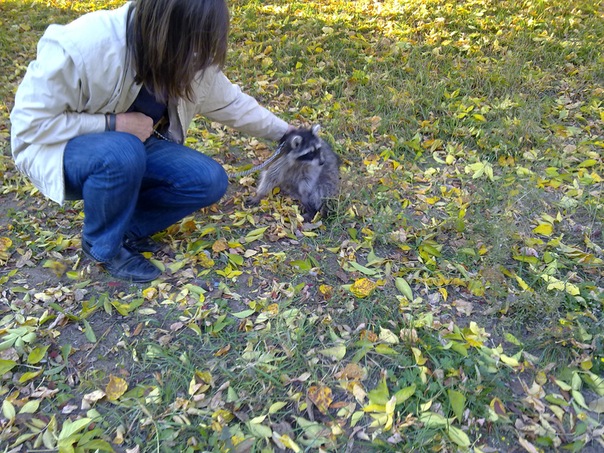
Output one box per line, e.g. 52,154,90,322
250,125,340,222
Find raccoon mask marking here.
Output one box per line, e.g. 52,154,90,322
250,125,340,222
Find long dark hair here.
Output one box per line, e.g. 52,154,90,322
128,0,229,103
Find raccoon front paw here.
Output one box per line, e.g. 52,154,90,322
302,210,319,223
245,196,261,208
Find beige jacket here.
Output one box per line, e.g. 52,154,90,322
10,3,288,204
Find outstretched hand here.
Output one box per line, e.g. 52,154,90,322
115,112,154,142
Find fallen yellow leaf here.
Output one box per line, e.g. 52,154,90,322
142,287,157,300
106,375,128,401
319,344,347,360
350,278,377,298
265,303,279,316
533,223,553,236
319,284,334,299
0,237,12,251
277,433,301,452
197,252,215,268
308,385,333,414
212,238,229,253
189,371,213,396
379,328,399,345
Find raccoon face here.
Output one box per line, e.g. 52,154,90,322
251,124,340,221
283,125,325,165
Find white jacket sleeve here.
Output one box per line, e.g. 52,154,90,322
10,37,105,146
194,69,288,141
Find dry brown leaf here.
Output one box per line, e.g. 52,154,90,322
308,385,333,415
452,299,474,316
336,363,366,381
81,389,106,409
359,330,379,342
214,344,231,357
518,436,539,453
212,238,229,253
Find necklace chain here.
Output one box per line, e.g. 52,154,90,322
152,129,171,141
152,129,283,179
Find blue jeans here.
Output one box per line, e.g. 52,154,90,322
63,133,228,262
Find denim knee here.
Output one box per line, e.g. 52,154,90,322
178,158,228,206
100,132,147,177
64,132,148,200
206,163,229,205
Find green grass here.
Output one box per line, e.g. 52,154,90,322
1,0,603,451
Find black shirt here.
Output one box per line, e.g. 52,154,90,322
128,85,167,125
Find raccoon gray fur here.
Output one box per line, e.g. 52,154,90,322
250,125,340,222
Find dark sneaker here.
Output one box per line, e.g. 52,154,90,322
82,242,161,283
124,236,163,253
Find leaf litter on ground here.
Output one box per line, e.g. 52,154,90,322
1,0,603,451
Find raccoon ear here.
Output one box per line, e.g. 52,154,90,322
311,124,321,136
290,135,303,149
